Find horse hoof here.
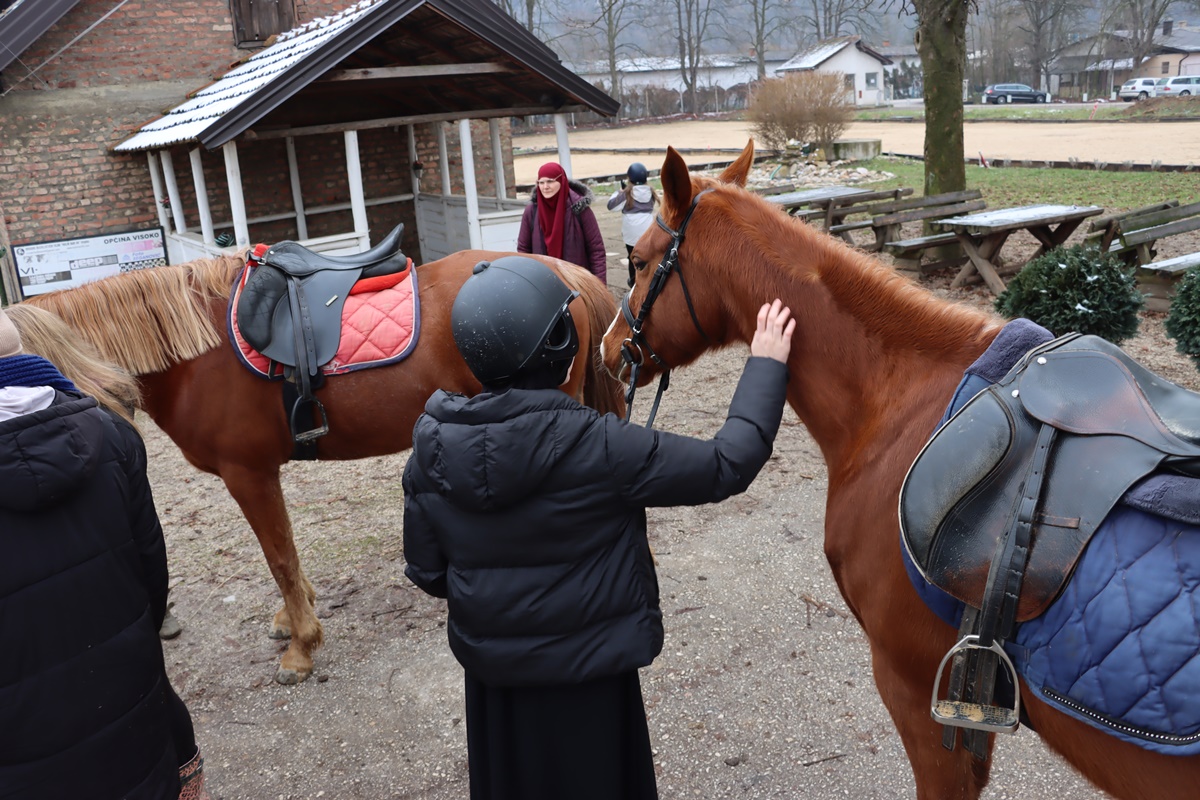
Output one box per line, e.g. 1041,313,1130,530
274,666,310,685
268,625,291,640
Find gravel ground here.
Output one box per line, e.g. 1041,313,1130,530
150,152,1199,799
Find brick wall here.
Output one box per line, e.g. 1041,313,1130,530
0,0,520,270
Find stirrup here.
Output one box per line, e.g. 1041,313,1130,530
931,635,1021,734
290,396,329,443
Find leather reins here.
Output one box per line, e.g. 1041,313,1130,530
618,188,714,427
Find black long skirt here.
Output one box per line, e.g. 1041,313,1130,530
464,671,658,800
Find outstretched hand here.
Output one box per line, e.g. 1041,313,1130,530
750,299,795,364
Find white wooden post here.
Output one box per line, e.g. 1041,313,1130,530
407,124,420,196
489,118,506,200
147,152,171,231
188,148,215,245
286,136,308,240
459,119,482,250
159,150,187,233
222,141,250,247
553,114,573,179
437,123,451,196
344,130,369,249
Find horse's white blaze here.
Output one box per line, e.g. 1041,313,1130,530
601,310,623,363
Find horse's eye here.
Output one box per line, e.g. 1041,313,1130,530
631,255,648,272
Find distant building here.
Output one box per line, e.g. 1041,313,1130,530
1050,20,1200,100
776,36,893,106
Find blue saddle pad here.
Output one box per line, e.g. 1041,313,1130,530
902,319,1200,755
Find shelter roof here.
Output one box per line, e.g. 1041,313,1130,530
0,0,81,76
777,36,892,72
115,0,617,153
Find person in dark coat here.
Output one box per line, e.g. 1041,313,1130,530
403,255,795,800
0,305,205,800
517,161,608,285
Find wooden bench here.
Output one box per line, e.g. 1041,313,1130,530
832,189,985,253
1135,251,1200,312
820,187,915,243
1090,201,1200,266
874,191,989,272
1083,201,1178,252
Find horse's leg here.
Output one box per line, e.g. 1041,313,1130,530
219,462,323,684
872,642,991,800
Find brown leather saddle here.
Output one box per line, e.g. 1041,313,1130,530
900,332,1200,755
236,224,407,443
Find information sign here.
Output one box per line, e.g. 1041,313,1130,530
12,228,168,297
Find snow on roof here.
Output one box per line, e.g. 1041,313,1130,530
115,0,385,152
776,38,853,72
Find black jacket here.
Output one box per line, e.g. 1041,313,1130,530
403,357,788,687
0,393,182,800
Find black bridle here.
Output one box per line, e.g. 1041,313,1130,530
618,188,714,427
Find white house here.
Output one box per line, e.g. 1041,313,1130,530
776,36,893,106
572,52,791,111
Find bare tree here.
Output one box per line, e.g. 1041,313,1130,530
494,0,546,33
595,0,645,115
744,0,797,79
797,0,878,41
1013,0,1080,91
1101,0,1183,74
670,0,722,113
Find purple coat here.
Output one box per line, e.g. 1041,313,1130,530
517,180,607,285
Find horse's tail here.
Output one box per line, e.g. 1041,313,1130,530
556,264,625,417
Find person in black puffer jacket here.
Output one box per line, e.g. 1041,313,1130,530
0,305,204,800
403,256,795,800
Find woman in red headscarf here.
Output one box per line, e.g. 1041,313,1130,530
517,162,608,285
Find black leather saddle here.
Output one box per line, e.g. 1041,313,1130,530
900,332,1200,755
236,224,407,443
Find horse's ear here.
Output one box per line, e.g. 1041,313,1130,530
718,140,755,187
660,146,693,223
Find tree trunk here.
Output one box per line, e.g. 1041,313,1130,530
914,1,970,196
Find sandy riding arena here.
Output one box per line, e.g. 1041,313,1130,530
153,119,1200,799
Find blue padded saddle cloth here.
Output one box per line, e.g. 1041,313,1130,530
902,319,1200,755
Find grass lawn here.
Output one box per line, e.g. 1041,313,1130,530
854,97,1200,122
849,156,1200,212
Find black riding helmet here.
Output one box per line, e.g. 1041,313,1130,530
626,162,649,185
451,256,581,387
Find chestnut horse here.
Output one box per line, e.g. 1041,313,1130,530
601,142,1200,798
21,249,623,685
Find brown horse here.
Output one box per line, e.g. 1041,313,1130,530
20,249,623,685
600,142,1200,798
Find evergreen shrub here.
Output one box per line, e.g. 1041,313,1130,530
993,245,1143,343
1164,267,1200,371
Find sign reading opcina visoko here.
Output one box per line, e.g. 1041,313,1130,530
13,228,167,298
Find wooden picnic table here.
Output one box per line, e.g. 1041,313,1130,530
937,204,1104,296
765,186,872,228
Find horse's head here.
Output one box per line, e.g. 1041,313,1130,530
602,140,757,391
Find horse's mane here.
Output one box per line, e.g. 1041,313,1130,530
5,302,142,426
25,253,243,375
692,180,1002,357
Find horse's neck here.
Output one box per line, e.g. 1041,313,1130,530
734,220,999,477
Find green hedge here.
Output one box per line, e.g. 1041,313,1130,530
994,245,1143,343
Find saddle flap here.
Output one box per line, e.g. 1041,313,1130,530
1018,349,1196,456
236,264,287,353
901,388,1016,579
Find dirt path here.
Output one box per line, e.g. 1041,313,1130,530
514,118,1200,183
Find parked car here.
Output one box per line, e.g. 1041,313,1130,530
982,83,1049,104
1119,77,1160,101
1153,75,1200,98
